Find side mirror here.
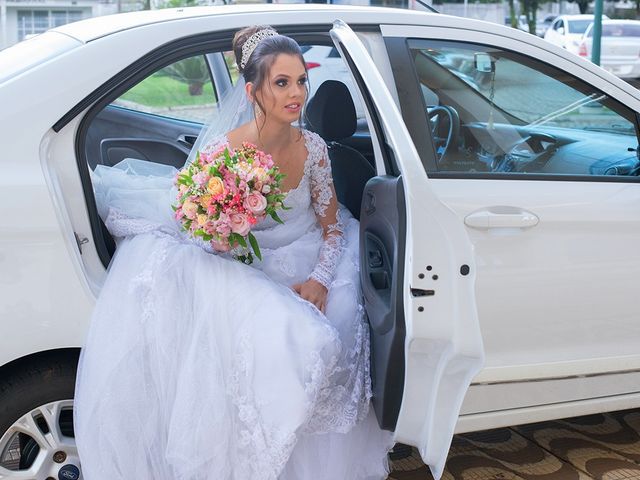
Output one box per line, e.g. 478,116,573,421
557,26,565,35
474,53,495,73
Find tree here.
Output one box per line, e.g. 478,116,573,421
566,0,590,13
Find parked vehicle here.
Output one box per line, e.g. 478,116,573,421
544,14,609,54
2,5,640,478
301,44,366,119
579,20,640,79
536,14,557,37
504,14,529,33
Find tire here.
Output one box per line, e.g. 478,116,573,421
0,351,80,478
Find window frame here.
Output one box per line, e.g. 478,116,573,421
384,34,640,183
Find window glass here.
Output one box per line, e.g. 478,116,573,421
111,55,217,123
588,23,640,37
408,41,639,177
302,45,367,125
567,19,593,34
18,9,84,40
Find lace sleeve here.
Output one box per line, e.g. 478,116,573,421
306,131,345,290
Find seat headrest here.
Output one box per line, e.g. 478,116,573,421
306,80,357,141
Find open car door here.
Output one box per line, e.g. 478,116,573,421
330,21,485,479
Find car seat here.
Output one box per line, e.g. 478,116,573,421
306,80,376,220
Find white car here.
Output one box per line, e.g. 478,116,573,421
2,5,640,479
544,14,609,54
578,20,640,79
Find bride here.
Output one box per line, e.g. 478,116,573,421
74,25,394,479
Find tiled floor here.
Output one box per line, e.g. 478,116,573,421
388,408,640,480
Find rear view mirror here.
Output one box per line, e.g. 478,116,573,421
474,53,495,73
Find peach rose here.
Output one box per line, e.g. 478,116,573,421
207,176,225,196
197,214,208,227
229,212,251,237
244,192,267,214
182,200,198,220
199,194,212,208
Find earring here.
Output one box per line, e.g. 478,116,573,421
254,103,263,118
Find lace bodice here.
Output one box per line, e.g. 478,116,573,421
203,129,345,290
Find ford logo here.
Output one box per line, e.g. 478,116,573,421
58,464,80,480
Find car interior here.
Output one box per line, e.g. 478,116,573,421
82,48,378,261
409,44,640,177
79,40,406,432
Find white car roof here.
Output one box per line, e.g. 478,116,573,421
51,4,434,43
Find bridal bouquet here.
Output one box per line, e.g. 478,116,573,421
173,142,287,264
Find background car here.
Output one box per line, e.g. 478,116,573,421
544,14,609,54
2,5,640,479
504,14,528,33
536,14,557,37
578,19,640,79
301,44,366,119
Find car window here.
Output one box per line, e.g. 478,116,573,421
553,19,563,31
588,23,640,37
301,44,368,128
407,40,639,178
567,19,593,34
111,55,218,123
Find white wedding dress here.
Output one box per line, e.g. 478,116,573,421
74,129,394,480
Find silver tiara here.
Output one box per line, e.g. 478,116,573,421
240,28,278,69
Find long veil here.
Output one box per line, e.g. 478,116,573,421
92,75,253,232
184,76,253,168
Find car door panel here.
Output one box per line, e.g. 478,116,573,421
381,24,640,404
85,105,201,169
359,175,407,431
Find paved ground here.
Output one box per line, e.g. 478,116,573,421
388,408,640,479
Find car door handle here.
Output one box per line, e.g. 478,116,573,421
177,134,198,149
464,208,539,229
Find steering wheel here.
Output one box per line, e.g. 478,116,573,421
428,105,461,165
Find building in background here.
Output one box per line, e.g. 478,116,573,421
0,0,119,49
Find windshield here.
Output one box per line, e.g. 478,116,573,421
588,24,640,37
568,19,594,34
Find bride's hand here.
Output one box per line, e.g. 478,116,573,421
292,279,328,313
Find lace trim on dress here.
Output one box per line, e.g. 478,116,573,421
308,217,345,290
304,130,334,218
303,130,346,290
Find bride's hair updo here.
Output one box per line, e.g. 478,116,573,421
232,25,307,124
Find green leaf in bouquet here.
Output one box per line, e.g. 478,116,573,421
224,149,233,167
171,204,177,212
269,210,284,224
202,233,213,241
183,219,192,230
229,232,247,249
248,232,262,261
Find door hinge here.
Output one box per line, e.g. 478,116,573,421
74,232,89,253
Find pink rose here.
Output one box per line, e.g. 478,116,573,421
244,192,267,214
193,171,209,188
211,238,231,252
229,212,251,236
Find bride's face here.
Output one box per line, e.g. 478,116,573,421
252,53,307,125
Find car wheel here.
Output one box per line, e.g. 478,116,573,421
0,353,80,479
